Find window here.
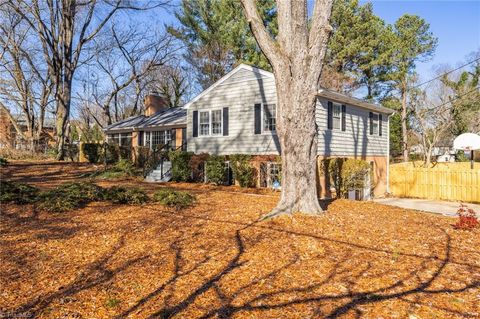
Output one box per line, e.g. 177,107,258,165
333,103,341,130
152,131,163,147
199,111,210,136
263,103,276,132
268,162,281,187
145,131,151,147
119,133,132,147
211,110,222,135
372,113,379,135
107,134,118,144
198,110,223,136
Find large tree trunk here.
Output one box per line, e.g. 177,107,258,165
242,0,333,217
56,80,72,160
270,79,322,216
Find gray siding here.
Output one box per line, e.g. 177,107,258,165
316,97,389,157
187,71,280,155
187,66,389,157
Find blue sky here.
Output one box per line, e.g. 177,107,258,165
157,0,479,83
364,0,480,81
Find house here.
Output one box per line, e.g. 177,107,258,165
185,64,394,198
103,93,187,151
0,108,55,150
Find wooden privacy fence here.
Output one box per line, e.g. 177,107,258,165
390,163,480,203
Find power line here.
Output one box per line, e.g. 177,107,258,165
426,86,479,110
411,57,480,89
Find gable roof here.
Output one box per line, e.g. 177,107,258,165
103,106,187,132
183,64,274,109
184,63,394,115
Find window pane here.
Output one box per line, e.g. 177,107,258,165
263,104,276,132
152,131,163,147
333,104,341,130
120,133,132,147
212,110,222,135
372,113,379,134
145,132,151,147
199,111,210,136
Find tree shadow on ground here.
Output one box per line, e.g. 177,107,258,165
114,209,479,318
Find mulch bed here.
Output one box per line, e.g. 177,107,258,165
1,162,479,318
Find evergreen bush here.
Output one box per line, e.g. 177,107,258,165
0,180,39,204
104,186,148,204
169,150,193,182
230,154,254,187
205,155,226,185
153,188,196,209
82,143,101,163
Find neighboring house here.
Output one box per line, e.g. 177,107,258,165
0,108,55,149
185,64,394,198
103,93,187,151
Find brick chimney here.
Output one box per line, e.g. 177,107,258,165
144,91,168,116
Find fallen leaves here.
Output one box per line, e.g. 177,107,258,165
1,162,479,318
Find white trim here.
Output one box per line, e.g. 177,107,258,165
184,64,274,109
261,102,277,134
197,109,223,137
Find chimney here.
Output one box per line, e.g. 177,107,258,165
144,91,168,116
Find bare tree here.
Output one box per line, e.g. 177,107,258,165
241,0,334,216
91,25,177,126
5,0,169,159
410,85,453,167
0,8,54,149
146,64,192,108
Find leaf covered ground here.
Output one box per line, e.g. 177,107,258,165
1,162,479,318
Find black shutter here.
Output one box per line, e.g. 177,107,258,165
379,114,383,136
369,112,373,135
254,103,261,134
327,101,333,130
192,110,198,137
138,131,144,146
223,107,229,136
341,104,346,131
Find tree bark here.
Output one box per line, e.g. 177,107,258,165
242,0,333,217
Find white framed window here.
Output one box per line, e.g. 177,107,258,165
145,130,173,149
198,109,223,136
268,162,282,188
119,133,132,147
199,111,210,136
333,103,341,130
263,103,276,132
211,109,222,135
372,113,379,135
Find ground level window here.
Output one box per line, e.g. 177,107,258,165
144,130,174,149
260,162,282,188
119,133,132,147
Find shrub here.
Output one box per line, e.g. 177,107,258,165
82,143,101,163
454,204,479,230
328,158,370,198
0,157,8,167
169,150,193,182
102,144,120,164
455,150,469,162
205,155,226,185
0,180,39,204
104,186,148,204
95,159,137,179
230,154,254,187
153,188,196,209
36,182,104,212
